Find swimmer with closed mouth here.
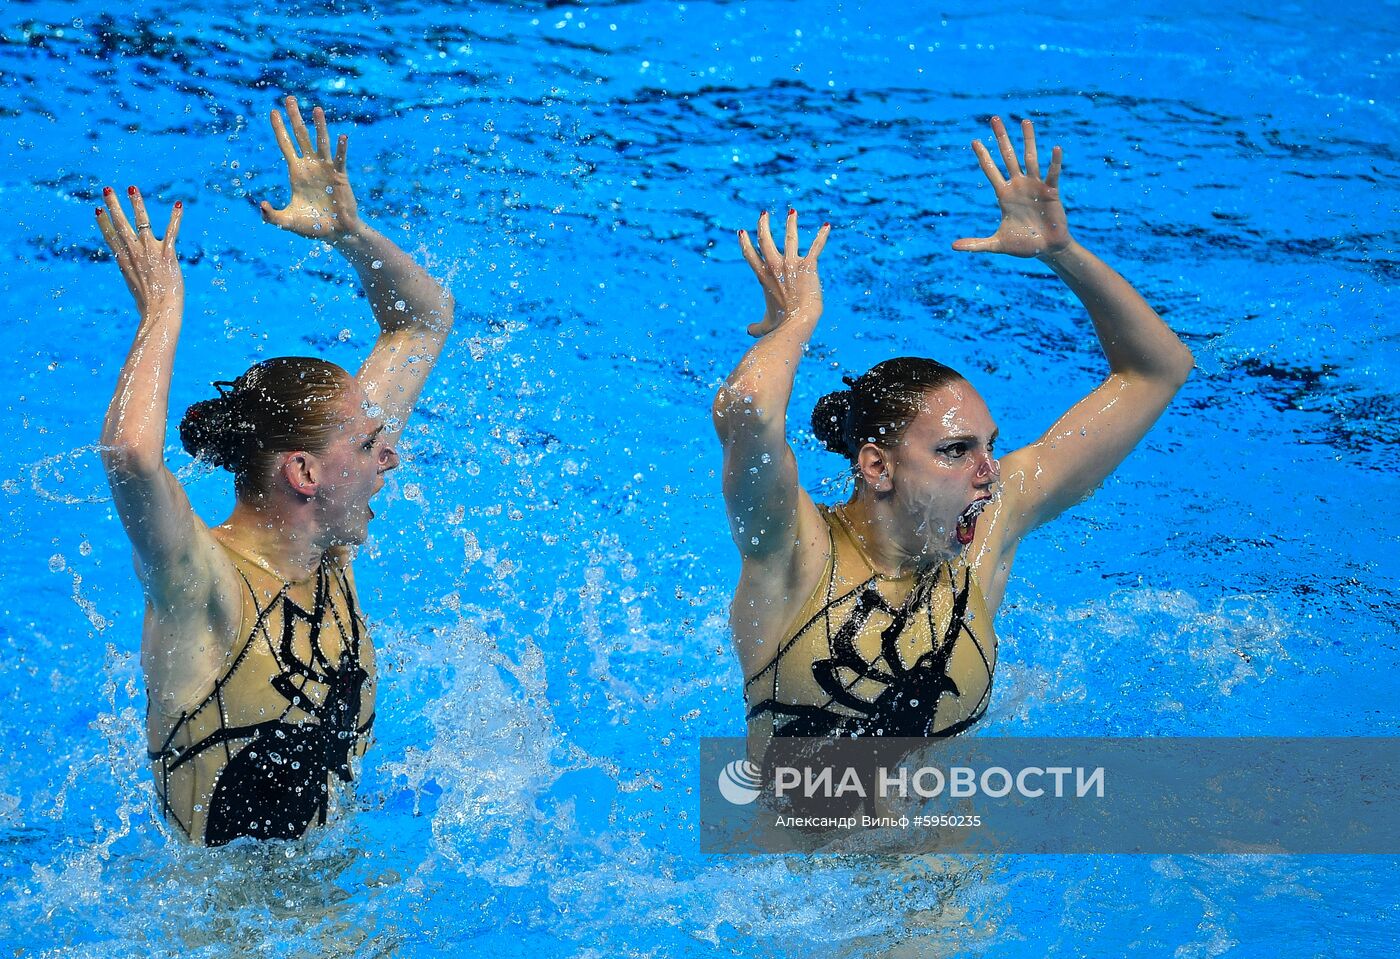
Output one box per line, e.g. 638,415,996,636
714,116,1195,761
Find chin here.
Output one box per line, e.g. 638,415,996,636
328,526,369,548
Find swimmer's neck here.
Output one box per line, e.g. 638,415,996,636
840,494,953,576
212,500,337,582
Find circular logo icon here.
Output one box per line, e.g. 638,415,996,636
718,758,763,805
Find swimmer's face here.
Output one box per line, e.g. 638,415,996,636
315,386,398,546
879,383,999,558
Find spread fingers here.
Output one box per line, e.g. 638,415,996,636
804,221,831,263
971,139,1007,191
312,106,332,158
163,200,183,251
285,96,315,156
1022,118,1040,179
270,108,298,163
757,211,781,265
990,115,1022,176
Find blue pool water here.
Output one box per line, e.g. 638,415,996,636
3,0,1398,954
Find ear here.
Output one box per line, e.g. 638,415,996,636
280,451,321,498
855,443,893,492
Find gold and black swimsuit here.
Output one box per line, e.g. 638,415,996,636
745,505,996,745
147,545,376,846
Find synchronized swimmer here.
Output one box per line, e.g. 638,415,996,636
96,108,1190,844
712,117,1193,766
98,97,453,845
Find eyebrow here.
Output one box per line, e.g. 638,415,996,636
362,424,386,442
939,429,1000,444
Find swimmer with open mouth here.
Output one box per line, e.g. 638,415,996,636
714,114,1196,762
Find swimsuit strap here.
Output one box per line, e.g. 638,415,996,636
747,511,993,738
149,561,292,758
323,558,364,661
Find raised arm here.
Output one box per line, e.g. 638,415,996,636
260,96,455,447
954,117,1195,577
712,210,831,562
97,188,221,595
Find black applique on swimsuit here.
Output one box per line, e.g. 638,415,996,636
746,552,994,741
148,556,374,846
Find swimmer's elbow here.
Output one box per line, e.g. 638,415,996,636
1164,342,1195,390
100,436,170,490
99,438,165,481
425,289,455,335
712,382,779,441
1123,342,1194,394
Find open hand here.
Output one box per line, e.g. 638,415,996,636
953,116,1073,259
96,186,184,316
260,96,361,241
738,209,831,337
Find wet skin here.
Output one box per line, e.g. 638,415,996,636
861,382,1000,569
314,389,399,547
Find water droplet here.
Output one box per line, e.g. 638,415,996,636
48,554,65,572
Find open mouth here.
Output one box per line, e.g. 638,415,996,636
955,497,992,546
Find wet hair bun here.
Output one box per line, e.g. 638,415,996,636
811,390,854,456
179,394,255,472
177,358,351,497
812,358,967,463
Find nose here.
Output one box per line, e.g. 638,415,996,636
974,449,998,486
379,443,399,472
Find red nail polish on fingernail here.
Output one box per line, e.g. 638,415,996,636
103,186,113,196
822,222,830,228
175,201,183,209
788,208,796,216
127,186,137,195
95,209,103,218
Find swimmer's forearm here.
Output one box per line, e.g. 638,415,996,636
713,311,819,436
1040,241,1193,383
101,304,182,472
332,221,455,335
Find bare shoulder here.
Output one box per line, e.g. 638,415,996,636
134,510,226,602
730,497,831,679
139,533,248,716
